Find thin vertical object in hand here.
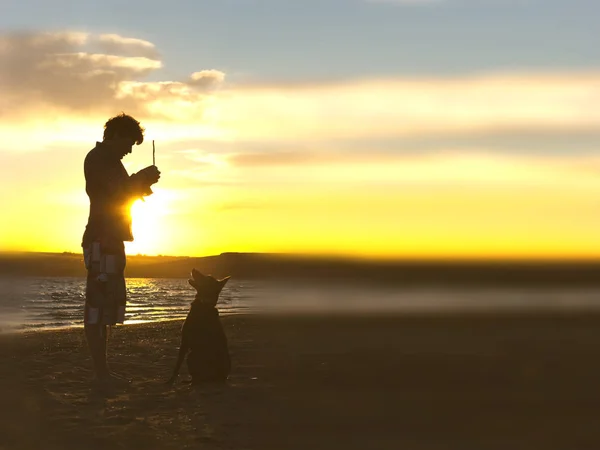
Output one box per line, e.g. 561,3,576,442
153,140,155,166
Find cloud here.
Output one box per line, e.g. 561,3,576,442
0,31,224,121
228,149,600,188
95,33,160,59
206,71,600,142
2,30,599,165
227,151,319,167
189,70,226,89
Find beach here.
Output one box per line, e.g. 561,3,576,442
1,312,600,449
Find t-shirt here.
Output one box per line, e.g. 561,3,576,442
81,141,148,247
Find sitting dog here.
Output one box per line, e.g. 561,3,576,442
167,269,231,384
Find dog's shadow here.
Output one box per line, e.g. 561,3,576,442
165,376,230,390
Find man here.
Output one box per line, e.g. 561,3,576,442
82,113,160,384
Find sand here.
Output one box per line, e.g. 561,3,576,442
1,311,600,449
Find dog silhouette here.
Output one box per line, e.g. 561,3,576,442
167,269,231,384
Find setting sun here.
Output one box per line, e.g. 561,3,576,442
126,189,172,256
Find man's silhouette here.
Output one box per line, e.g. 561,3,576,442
82,113,160,384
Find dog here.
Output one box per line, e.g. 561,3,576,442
167,269,231,385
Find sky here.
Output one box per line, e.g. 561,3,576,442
0,0,599,259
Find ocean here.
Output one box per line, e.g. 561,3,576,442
2,276,600,332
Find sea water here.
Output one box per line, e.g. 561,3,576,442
1,276,600,332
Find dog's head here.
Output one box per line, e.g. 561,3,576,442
188,268,230,306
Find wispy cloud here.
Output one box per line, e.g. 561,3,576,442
3,30,598,143
207,71,600,142
95,34,160,59
2,30,599,166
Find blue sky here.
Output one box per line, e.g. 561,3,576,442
2,0,597,83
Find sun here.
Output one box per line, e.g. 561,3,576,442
125,190,169,256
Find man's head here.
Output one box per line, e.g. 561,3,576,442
103,113,145,159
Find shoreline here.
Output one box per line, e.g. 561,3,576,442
7,305,600,334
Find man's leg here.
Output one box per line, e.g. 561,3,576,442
83,240,129,384
84,323,110,379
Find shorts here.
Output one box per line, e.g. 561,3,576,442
83,240,127,326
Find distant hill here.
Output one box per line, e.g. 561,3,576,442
1,251,600,287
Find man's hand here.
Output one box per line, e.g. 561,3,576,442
138,165,161,185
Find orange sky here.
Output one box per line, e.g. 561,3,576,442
1,33,600,259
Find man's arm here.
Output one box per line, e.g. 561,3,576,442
85,153,159,200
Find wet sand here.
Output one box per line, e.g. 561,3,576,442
1,312,600,449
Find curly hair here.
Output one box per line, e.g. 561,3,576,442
103,112,145,145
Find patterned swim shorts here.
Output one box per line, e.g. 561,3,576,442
83,240,127,326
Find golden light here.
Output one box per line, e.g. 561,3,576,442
125,189,172,256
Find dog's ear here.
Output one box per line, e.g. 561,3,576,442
218,276,231,289
191,268,206,281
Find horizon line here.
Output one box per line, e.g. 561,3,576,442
3,250,600,264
